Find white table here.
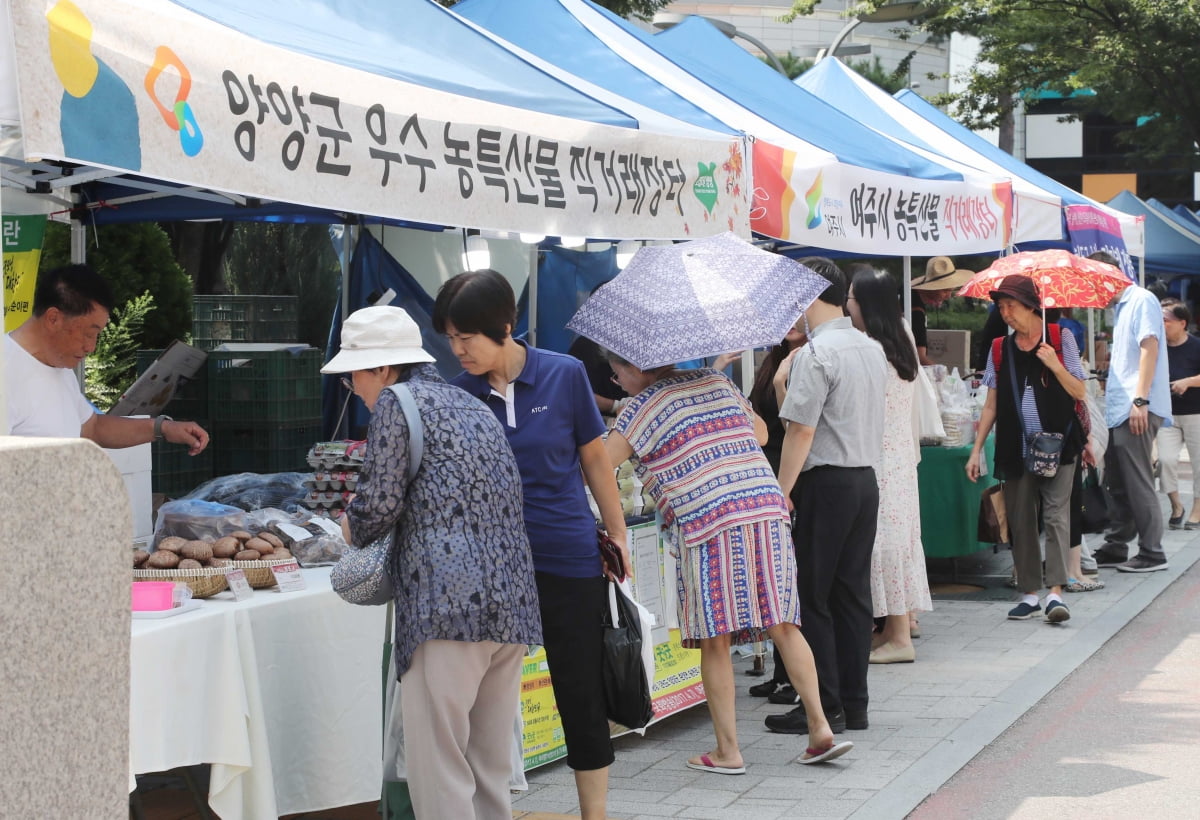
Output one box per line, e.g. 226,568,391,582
131,568,387,819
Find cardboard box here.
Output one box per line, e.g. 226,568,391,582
104,440,153,542
926,329,971,373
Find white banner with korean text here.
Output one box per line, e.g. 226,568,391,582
9,0,749,239
752,140,1015,255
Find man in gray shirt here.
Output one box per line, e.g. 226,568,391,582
765,258,887,736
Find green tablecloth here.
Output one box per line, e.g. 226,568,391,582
918,437,997,558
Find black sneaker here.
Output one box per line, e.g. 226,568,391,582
749,679,790,698
767,684,800,705
844,708,869,731
1116,556,1169,573
1092,545,1128,567
1007,601,1042,620
1044,600,1071,623
764,706,846,735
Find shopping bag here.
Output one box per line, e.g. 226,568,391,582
914,366,946,444
601,581,654,730
977,484,1008,545
1081,465,1110,533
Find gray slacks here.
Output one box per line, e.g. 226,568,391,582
1004,461,1076,592
400,640,525,820
1103,415,1165,561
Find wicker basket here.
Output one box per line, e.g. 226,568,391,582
134,567,228,599
221,558,293,589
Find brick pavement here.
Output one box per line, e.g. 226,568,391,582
512,496,1200,820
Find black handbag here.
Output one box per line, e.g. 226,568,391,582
1080,465,1110,533
601,581,653,730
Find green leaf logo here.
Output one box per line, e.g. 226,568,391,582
693,161,718,213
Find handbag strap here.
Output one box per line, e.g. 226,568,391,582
387,383,424,483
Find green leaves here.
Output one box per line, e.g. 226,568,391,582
85,291,155,411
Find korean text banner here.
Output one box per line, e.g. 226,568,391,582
3,214,46,332
9,0,748,239
1066,205,1136,280
752,141,1015,255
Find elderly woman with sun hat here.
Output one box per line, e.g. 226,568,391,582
325,305,542,820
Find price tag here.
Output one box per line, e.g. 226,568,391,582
276,522,313,542
271,560,307,593
309,516,343,537
225,568,254,601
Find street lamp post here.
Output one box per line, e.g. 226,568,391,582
652,12,788,76
817,1,931,61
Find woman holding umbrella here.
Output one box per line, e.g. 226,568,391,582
432,269,627,820
965,276,1087,623
605,353,852,772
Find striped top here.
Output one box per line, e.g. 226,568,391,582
614,369,790,549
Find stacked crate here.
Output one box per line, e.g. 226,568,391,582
192,295,299,351
135,350,212,497
207,347,324,475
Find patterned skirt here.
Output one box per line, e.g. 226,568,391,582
675,516,802,648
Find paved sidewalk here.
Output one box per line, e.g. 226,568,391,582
512,497,1200,820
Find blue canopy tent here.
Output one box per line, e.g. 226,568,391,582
1107,191,1200,277
1171,203,1200,230
793,58,1062,246
456,0,1021,260
892,88,1145,258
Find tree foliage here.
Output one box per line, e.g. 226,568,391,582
836,1,1200,160
443,0,670,21
84,291,155,410
40,221,193,350
222,223,341,350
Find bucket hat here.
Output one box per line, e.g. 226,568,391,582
912,256,975,291
988,275,1042,311
321,305,435,373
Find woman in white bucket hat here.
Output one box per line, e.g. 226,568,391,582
325,305,542,820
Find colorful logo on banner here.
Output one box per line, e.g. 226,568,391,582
1065,205,1136,280
804,171,824,230
49,0,202,169
3,215,48,332
749,140,796,240
693,162,718,214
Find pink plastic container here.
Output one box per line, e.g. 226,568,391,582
132,581,175,611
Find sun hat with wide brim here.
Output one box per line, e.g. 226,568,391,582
912,256,976,291
320,305,435,374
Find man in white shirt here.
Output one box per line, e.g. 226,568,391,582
5,264,208,452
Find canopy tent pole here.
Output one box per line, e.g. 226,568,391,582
902,256,912,324
528,245,539,346
1139,256,1145,287
71,212,87,389
341,222,354,320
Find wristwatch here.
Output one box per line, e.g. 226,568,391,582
153,414,173,440
1132,397,1150,407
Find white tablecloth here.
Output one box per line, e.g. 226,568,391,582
131,568,386,819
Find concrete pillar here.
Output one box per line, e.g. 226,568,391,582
0,436,131,818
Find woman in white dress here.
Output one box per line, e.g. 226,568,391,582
845,264,933,664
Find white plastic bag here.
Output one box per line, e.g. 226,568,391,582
914,366,946,445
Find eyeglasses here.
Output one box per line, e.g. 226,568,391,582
340,376,354,393
610,373,621,385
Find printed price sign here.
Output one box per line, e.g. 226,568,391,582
225,568,253,601
271,560,307,593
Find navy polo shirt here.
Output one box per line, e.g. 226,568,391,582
453,342,605,578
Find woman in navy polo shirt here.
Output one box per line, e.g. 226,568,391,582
433,269,627,820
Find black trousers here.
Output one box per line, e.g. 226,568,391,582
791,466,879,715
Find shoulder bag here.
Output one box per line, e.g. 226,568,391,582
331,383,424,606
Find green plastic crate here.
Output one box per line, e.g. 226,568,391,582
152,428,214,498
193,295,298,350
206,347,322,423
212,418,322,474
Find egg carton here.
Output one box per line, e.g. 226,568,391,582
306,440,366,471
306,470,360,492
301,490,355,510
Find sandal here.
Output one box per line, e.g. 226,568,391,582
1065,578,1105,592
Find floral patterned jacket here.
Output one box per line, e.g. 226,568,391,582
346,364,542,678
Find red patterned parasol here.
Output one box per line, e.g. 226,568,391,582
957,249,1132,309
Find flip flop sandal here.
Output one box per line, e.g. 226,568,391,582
685,754,746,775
799,740,854,765
1065,579,1105,592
